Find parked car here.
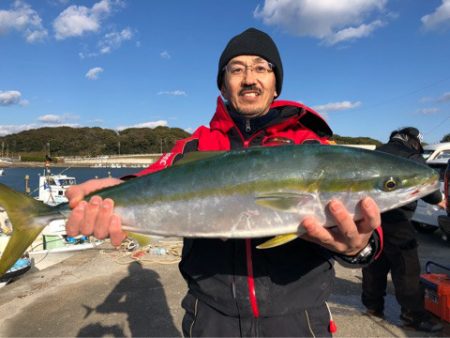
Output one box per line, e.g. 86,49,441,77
422,142,450,162
411,158,447,237
437,159,450,241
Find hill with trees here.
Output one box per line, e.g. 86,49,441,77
0,126,190,161
331,134,382,146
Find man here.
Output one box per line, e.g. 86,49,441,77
361,127,444,333
66,28,382,337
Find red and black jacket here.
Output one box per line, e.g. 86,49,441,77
136,97,331,175
136,97,381,318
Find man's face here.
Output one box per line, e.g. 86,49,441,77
221,55,277,118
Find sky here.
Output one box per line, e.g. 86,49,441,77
0,0,450,144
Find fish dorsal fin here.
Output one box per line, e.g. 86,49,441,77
173,151,226,166
255,192,314,212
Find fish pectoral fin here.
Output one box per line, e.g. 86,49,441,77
126,232,152,247
256,233,298,249
255,192,314,211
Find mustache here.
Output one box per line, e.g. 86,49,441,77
239,85,262,95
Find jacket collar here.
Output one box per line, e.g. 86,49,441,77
209,96,332,138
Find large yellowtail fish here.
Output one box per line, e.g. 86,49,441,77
0,144,440,276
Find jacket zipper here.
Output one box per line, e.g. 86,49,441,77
231,123,261,319
189,298,199,337
245,119,251,133
246,238,259,318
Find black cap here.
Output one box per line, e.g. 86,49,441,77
390,127,424,153
217,27,283,96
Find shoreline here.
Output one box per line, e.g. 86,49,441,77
1,162,150,169
0,154,159,169
1,162,95,168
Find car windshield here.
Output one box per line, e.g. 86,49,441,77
58,179,76,186
435,150,450,160
422,150,434,159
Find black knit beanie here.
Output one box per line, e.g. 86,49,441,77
217,27,283,96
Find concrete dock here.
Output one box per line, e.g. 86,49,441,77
0,231,449,337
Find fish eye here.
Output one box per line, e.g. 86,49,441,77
382,177,398,191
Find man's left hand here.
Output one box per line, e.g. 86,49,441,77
300,197,380,255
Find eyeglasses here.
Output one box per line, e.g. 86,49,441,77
223,61,274,77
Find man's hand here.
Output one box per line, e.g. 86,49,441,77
65,178,127,247
300,197,380,256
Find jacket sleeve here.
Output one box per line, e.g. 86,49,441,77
422,190,443,205
131,128,205,177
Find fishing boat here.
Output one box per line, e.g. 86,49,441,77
0,256,31,286
28,167,102,269
27,219,103,271
34,168,77,206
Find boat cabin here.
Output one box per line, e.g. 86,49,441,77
36,171,76,206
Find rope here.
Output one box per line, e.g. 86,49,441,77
100,238,183,266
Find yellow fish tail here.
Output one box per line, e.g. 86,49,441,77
0,184,53,276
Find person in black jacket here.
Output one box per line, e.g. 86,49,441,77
361,127,444,333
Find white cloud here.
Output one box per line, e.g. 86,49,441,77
0,1,48,43
0,123,78,136
25,29,48,43
312,101,361,113
254,0,388,45
438,91,450,102
419,96,433,103
98,27,133,54
85,67,104,80
38,113,79,124
418,108,440,115
157,90,187,96
116,120,168,130
421,0,450,31
53,0,119,40
0,90,28,106
326,19,385,45
0,124,36,136
89,118,104,124
160,50,171,59
49,0,71,6
38,114,63,123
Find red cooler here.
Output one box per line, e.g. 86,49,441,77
420,261,450,322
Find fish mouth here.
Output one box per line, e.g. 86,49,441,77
403,180,440,203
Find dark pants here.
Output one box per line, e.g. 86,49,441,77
361,235,424,315
181,293,332,337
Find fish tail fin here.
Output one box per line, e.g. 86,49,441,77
0,183,53,277
256,233,298,249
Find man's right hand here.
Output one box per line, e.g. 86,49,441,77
65,178,127,247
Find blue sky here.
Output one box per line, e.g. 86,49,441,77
0,0,449,144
